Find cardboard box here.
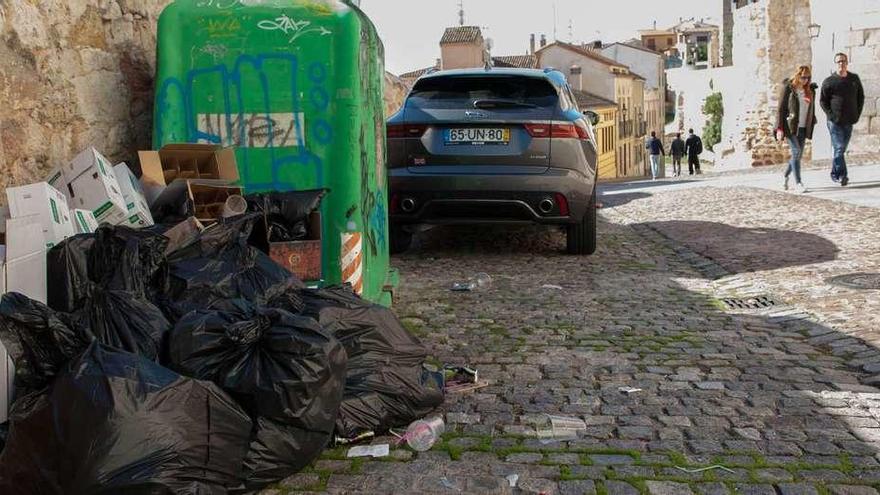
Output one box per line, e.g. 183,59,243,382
114,163,155,228
5,216,48,304
0,245,6,295
267,211,323,281
139,144,239,206
45,166,65,189
0,338,15,424
151,178,243,224
72,209,99,234
6,182,75,248
64,147,114,182
66,162,129,225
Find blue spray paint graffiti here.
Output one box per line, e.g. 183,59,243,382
155,53,330,192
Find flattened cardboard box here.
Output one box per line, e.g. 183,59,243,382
114,162,154,228
138,144,239,206
6,182,75,248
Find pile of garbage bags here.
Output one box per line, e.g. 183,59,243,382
0,212,444,493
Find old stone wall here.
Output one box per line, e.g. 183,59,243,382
383,71,408,118
0,0,168,194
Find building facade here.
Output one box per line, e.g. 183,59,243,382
574,91,619,180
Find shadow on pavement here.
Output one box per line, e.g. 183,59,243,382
373,219,880,494
807,181,880,192
598,191,652,208
638,221,840,274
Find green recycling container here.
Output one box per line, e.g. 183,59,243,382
153,0,396,305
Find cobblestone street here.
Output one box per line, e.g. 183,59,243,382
273,178,880,495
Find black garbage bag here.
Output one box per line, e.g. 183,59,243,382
47,226,170,313
0,343,253,494
239,416,335,490
168,300,346,490
163,214,300,321
245,189,325,243
68,289,170,361
0,293,92,396
298,286,444,437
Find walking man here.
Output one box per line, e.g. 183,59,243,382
670,132,685,177
646,131,665,180
820,52,864,187
685,128,703,175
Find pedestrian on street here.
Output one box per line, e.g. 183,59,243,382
685,128,703,175
820,52,865,187
646,131,665,180
670,132,685,177
776,64,818,194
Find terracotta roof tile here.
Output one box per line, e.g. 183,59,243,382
440,26,482,44
491,55,538,68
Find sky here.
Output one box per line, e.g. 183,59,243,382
359,0,721,75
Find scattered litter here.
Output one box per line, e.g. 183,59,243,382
541,284,563,290
674,465,736,474
334,431,376,445
440,476,460,491
536,414,587,444
399,416,445,451
505,474,519,487
445,365,487,393
618,386,643,394
445,379,490,394
346,444,390,458
451,272,492,292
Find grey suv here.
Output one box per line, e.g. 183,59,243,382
387,68,598,254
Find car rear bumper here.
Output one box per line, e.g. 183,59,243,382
389,165,595,226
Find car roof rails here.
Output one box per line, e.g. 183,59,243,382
543,67,557,73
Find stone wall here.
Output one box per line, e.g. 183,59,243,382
383,72,408,118
0,0,167,194
810,0,880,159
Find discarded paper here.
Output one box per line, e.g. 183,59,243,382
346,444,390,458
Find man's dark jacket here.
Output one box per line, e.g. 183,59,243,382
685,134,702,157
820,72,865,125
670,138,685,156
647,137,665,155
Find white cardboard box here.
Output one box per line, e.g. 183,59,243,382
64,147,113,182
5,182,75,248
72,209,99,234
114,163,155,228
45,166,65,189
67,161,129,225
5,217,48,304
0,339,15,424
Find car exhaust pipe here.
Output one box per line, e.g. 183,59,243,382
400,197,417,213
538,198,555,214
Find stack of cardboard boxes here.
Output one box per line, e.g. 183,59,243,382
2,147,155,305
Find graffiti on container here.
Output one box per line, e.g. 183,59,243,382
197,112,304,148
198,44,229,63
205,17,242,35
257,14,332,44
156,54,327,191
196,0,240,8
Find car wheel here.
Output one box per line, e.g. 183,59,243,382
390,226,412,254
566,195,597,255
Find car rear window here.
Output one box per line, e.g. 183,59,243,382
407,75,559,109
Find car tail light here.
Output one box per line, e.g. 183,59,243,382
387,124,427,139
524,123,589,141
524,124,551,137
554,193,570,216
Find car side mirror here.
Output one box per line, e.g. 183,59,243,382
583,110,600,126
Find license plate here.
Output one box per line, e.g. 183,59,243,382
444,128,510,145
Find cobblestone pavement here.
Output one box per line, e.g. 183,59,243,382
269,186,880,495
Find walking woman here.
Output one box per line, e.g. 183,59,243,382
776,65,818,193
